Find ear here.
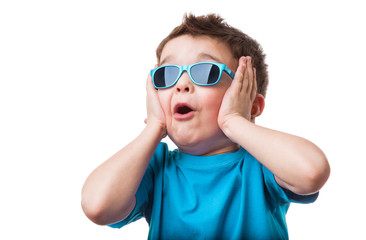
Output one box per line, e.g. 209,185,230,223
250,94,265,123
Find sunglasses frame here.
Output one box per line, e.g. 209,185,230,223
151,62,235,89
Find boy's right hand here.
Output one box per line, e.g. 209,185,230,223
145,70,167,138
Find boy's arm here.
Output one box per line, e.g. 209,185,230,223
219,57,330,195
222,116,330,195
81,74,166,225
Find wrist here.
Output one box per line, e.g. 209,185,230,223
220,114,250,140
145,120,167,140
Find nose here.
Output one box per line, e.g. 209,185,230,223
175,71,194,93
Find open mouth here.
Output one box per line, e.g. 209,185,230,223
174,103,195,119
177,105,193,114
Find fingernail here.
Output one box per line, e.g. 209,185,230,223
247,57,251,62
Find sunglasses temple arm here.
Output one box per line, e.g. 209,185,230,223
224,66,235,79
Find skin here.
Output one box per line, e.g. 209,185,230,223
81,35,330,226
156,35,241,156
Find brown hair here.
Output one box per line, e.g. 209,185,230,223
156,13,269,97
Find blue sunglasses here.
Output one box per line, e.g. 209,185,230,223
151,62,235,89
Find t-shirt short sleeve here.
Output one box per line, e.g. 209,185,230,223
262,165,319,205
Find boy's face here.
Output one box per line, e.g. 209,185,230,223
157,35,239,155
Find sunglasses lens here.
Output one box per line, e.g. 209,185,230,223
153,66,180,88
190,63,220,85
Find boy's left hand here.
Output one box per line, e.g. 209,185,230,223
218,56,257,130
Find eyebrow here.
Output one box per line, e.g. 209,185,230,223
197,53,223,63
159,53,224,66
159,56,171,66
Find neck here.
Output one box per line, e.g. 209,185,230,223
178,142,240,156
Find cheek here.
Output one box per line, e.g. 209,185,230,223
219,74,233,89
200,89,227,117
157,91,172,116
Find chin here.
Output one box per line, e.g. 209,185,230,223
167,133,203,154
169,134,197,150
169,132,235,156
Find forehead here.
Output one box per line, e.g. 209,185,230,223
160,35,237,70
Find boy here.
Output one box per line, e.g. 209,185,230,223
82,14,330,239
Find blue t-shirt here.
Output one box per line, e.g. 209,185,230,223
109,142,318,239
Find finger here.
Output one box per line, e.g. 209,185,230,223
241,57,249,93
245,56,254,94
146,72,152,89
232,56,246,92
251,67,258,100
146,65,158,91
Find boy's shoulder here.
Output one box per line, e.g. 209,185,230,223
148,142,170,169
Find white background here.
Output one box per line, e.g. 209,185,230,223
1,0,365,239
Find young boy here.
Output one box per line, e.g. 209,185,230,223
82,14,330,239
